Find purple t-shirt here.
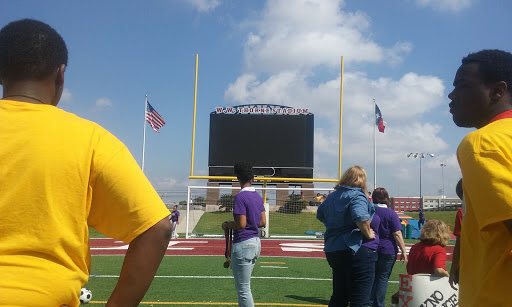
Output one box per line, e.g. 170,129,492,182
170,210,180,222
362,212,380,250
375,205,403,254
233,188,265,243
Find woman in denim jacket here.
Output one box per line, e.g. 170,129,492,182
317,165,378,307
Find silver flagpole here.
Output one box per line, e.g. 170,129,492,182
373,98,377,191
142,94,148,172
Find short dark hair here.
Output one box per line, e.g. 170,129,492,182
0,19,68,82
455,178,463,200
234,161,254,184
372,187,389,205
462,49,512,95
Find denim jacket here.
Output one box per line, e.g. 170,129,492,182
317,185,374,253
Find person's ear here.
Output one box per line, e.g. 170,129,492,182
490,81,507,102
51,64,66,106
55,64,66,87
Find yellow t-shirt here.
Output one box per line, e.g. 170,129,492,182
457,118,512,307
0,100,170,306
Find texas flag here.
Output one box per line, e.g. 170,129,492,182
375,104,386,133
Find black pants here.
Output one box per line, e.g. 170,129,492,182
325,246,378,307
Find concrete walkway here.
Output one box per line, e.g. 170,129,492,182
172,209,204,237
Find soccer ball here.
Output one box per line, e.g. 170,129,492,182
79,288,92,304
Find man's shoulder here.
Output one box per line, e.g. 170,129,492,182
459,120,512,158
465,119,512,141
53,108,109,134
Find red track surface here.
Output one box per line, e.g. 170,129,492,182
90,238,454,261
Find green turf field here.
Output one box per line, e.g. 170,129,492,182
190,210,458,238
84,254,451,306
193,211,325,236
90,210,458,239
85,210,459,305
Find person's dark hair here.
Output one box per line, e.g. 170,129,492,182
234,161,254,184
455,178,463,200
0,19,68,82
462,49,512,95
372,187,389,205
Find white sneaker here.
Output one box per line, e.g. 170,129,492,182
176,234,179,238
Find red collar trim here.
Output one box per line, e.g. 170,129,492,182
488,110,512,124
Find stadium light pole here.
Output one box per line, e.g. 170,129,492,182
407,153,435,210
440,163,446,211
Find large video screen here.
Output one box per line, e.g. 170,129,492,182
208,113,314,179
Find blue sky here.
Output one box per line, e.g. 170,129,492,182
2,0,511,202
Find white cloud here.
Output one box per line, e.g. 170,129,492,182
153,175,208,203
155,177,179,190
183,0,221,13
243,0,412,73
222,0,461,196
412,0,473,12
60,88,72,103
95,97,113,108
226,71,445,123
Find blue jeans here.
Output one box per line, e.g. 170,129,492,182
370,253,397,307
231,237,261,307
325,246,378,307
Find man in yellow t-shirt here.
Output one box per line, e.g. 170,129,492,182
0,19,172,306
449,49,512,306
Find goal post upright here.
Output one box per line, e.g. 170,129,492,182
338,55,344,180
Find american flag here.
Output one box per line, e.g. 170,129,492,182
146,101,166,133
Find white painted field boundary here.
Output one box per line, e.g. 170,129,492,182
89,275,399,283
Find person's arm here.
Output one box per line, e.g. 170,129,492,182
350,193,374,239
177,213,180,225
259,211,266,228
449,236,461,289
222,214,246,231
432,246,449,278
392,230,408,262
106,217,172,307
356,220,375,240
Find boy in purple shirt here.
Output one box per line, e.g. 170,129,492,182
222,162,266,307
170,205,180,239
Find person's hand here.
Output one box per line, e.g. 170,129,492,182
367,228,376,240
399,251,408,263
222,221,229,230
449,268,459,290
